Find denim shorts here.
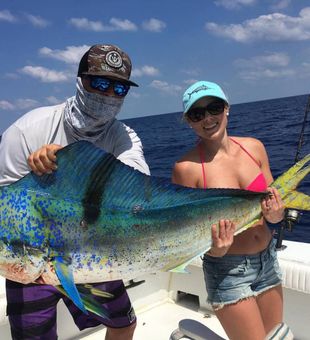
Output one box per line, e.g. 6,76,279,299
202,237,282,310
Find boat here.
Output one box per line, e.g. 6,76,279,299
0,238,309,339
0,96,309,339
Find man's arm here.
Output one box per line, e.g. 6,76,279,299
102,121,150,175
0,125,32,185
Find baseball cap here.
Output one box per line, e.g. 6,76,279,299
183,81,229,113
77,44,138,87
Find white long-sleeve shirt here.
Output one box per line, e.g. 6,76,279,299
0,101,150,185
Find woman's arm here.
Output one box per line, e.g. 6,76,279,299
172,160,198,187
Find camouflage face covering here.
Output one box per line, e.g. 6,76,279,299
64,78,124,142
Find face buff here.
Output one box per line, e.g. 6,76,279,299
64,77,124,142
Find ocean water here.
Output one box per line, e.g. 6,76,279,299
125,94,310,243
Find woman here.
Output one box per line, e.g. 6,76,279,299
172,81,286,340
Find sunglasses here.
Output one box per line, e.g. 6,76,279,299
88,76,130,97
186,100,226,122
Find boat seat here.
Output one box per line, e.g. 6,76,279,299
169,319,225,340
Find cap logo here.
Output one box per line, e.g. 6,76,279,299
105,50,123,69
187,85,212,99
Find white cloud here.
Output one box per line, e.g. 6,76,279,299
39,45,90,64
206,7,310,42
0,10,17,22
25,14,49,28
150,80,182,95
238,68,295,80
183,79,200,86
182,68,201,77
234,52,295,80
132,66,160,77
271,0,291,10
46,96,63,105
129,92,141,99
0,100,15,110
69,17,137,32
110,18,137,31
16,98,40,109
0,98,39,111
20,66,70,82
234,52,290,68
142,18,166,32
69,18,104,31
214,0,256,10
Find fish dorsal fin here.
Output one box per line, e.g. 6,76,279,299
11,141,264,215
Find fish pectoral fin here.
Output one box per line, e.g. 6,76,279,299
52,256,87,315
52,256,112,319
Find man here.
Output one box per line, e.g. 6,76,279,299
0,44,150,340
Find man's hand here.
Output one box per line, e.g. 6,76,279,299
28,144,62,176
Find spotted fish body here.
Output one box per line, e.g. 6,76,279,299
0,141,309,315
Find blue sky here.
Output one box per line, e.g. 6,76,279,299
1,0,310,132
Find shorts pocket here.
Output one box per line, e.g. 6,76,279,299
203,258,248,277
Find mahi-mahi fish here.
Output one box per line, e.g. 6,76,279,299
0,141,309,316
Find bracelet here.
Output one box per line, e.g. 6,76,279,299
264,208,286,225
264,216,284,226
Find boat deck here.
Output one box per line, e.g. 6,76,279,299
77,298,227,340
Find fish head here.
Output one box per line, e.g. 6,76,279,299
0,238,48,284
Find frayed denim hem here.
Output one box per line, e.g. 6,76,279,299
210,282,282,311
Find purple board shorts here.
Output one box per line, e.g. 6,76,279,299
6,279,136,340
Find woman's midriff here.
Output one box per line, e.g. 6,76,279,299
226,219,272,255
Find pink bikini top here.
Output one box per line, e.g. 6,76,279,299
198,137,267,192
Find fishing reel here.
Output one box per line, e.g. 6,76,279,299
276,208,301,250
283,208,301,232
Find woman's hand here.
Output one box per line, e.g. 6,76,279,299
261,187,285,224
28,144,62,176
207,219,236,257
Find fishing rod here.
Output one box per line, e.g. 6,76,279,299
276,94,310,249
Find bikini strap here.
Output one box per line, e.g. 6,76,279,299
197,142,207,189
229,137,260,166
198,138,260,189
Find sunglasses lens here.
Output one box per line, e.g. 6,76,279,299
187,107,206,122
187,100,225,122
114,83,130,96
89,77,130,96
206,101,225,115
90,77,110,91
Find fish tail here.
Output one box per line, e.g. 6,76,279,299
272,154,310,211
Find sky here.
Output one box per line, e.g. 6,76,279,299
0,0,310,133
